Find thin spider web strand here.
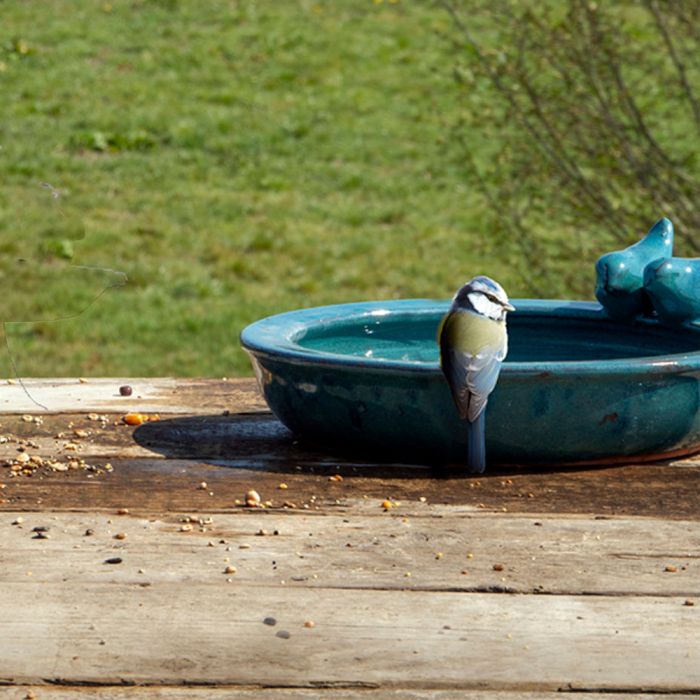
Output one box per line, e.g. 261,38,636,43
4,265,129,410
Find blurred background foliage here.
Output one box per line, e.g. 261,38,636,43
1,0,698,377
442,0,700,297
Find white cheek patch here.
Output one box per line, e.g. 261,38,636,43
468,292,503,320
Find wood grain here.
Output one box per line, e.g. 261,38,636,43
2,378,699,695
0,378,266,415
2,511,699,596
1,407,699,518
0,581,697,690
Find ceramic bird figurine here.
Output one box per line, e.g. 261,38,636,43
595,218,674,321
644,257,700,326
438,276,514,473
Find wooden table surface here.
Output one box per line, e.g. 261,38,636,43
0,378,698,699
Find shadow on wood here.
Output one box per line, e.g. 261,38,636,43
131,413,623,479
132,413,445,477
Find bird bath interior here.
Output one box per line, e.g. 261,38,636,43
240,299,700,466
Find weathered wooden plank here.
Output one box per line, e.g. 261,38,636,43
2,450,700,519
5,411,700,471
0,689,695,699
0,378,265,415
0,580,697,690
2,511,698,596
1,383,699,518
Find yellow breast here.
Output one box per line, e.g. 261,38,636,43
439,310,505,355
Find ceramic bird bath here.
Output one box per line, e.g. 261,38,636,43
241,218,700,466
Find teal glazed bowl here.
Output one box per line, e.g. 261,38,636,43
240,299,700,465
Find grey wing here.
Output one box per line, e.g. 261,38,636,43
441,346,472,419
443,336,507,423
465,344,506,422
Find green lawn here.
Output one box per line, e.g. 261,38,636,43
0,0,577,378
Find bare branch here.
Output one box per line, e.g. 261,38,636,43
644,0,700,137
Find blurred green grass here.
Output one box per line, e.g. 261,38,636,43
0,0,546,378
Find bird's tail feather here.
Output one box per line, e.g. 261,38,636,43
467,412,486,474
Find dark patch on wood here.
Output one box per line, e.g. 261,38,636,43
0,443,700,520
1,381,699,519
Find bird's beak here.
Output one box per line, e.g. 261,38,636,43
504,302,516,312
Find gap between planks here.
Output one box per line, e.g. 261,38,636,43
1,688,699,699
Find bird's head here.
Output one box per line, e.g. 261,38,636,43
452,276,515,321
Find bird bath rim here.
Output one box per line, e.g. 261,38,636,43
240,298,700,379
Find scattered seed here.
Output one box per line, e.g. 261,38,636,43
224,565,237,574
198,481,208,490
665,565,678,573
256,529,268,536
382,499,393,510
239,543,251,549
303,620,315,628
278,483,288,490
684,599,695,606
329,474,343,482
21,415,33,423
119,385,133,396
493,563,505,572
114,532,127,540
404,571,412,577
116,508,129,515
461,569,469,575
84,528,94,536
15,452,30,464
12,516,23,525
435,552,444,560
276,630,291,639
263,617,277,626
123,413,145,426
180,523,194,532
419,496,427,503
104,557,123,564
79,377,88,384
245,490,261,507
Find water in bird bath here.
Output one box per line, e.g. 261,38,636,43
296,311,699,364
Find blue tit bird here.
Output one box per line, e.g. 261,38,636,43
594,218,674,321
644,256,700,326
438,276,514,474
